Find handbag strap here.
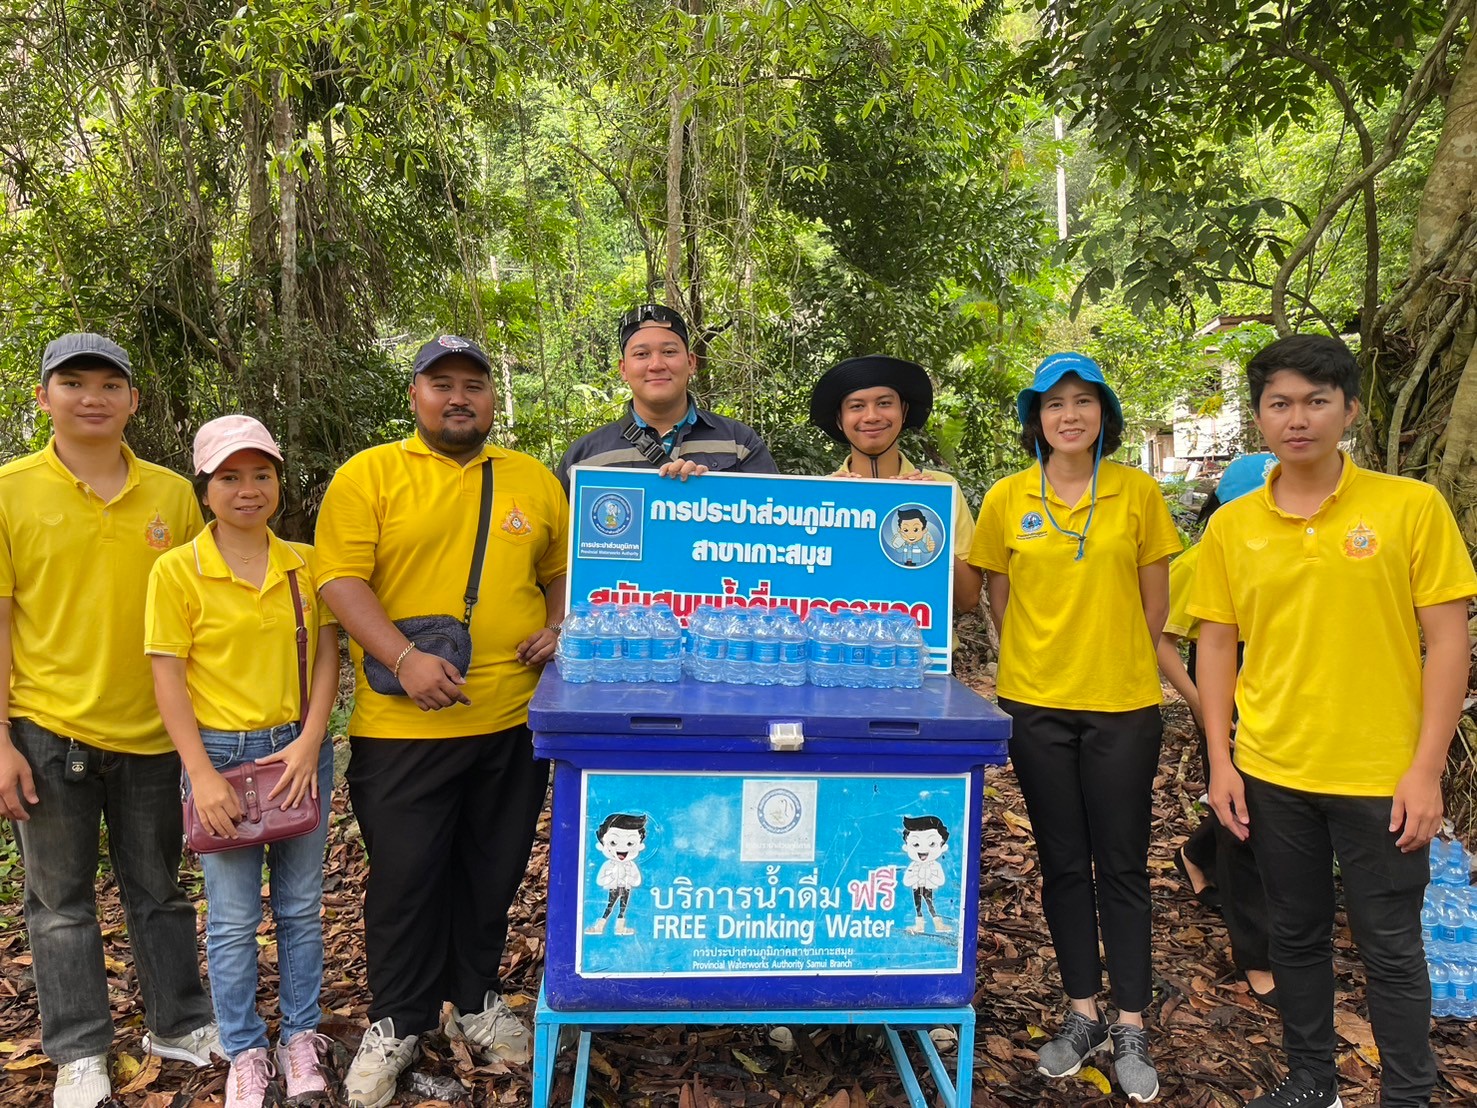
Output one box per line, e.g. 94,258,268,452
463,458,494,625
286,568,309,728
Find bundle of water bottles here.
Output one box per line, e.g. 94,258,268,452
1425,837,1477,1019
555,601,930,689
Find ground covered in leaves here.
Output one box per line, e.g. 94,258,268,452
2,684,1476,1107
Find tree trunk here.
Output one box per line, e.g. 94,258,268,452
274,75,306,540
664,82,685,308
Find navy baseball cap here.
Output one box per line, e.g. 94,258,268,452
412,335,493,378
1016,352,1123,426
618,304,690,354
41,333,132,384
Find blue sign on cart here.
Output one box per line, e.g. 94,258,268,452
567,469,957,672
575,770,971,978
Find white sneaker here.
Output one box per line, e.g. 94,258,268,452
224,1047,275,1108
447,991,531,1065
53,1055,110,1108
344,1018,418,1108
143,1021,225,1066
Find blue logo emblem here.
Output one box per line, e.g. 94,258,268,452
1021,512,1044,533
591,493,634,538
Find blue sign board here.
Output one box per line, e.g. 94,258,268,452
575,770,971,978
567,469,957,672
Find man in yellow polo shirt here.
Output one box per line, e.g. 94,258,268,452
0,333,220,1108
316,335,569,1108
1192,335,1477,1108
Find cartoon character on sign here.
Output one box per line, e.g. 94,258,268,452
901,815,952,935
586,813,647,937
890,507,937,568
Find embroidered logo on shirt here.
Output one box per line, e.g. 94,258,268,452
1245,537,1268,551
144,512,173,550
501,501,533,536
1017,511,1046,540
1343,521,1379,560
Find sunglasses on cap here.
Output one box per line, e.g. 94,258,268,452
619,304,684,332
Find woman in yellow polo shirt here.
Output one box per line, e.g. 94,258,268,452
144,416,340,1108
962,354,1180,1103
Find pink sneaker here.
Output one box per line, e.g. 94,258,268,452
275,1031,330,1103
225,1048,275,1108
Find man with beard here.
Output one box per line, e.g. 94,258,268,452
316,336,569,1108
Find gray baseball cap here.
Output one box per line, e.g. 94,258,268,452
41,333,133,384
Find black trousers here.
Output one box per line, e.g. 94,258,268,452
347,726,549,1035
1183,734,1272,974
1184,642,1271,974
1242,774,1433,1107
1000,700,1162,1013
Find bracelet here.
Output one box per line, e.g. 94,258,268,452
391,643,417,677
546,623,563,634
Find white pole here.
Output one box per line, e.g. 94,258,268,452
1055,114,1068,240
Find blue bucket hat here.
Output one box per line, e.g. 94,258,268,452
1216,452,1277,505
1015,352,1124,427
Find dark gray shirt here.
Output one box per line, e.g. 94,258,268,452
556,399,778,491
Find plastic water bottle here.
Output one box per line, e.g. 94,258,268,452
689,606,726,683
648,603,684,683
1431,960,1453,1017
776,611,808,686
1451,962,1475,1019
722,609,753,685
620,605,652,683
1449,839,1471,887
806,610,843,688
867,614,898,688
892,614,924,689
1422,894,1442,948
556,603,595,683
592,604,624,683
1441,890,1466,945
1431,839,1449,884
837,613,870,689
750,613,781,687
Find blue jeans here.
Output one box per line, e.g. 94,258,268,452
193,725,333,1058
12,719,213,1065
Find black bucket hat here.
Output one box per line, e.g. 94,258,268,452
808,356,934,445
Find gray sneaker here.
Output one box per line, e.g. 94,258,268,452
1036,1009,1108,1078
344,1018,418,1108
143,1022,225,1067
1109,1023,1159,1103
447,991,532,1065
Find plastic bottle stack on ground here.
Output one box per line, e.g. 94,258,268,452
1425,837,1475,1019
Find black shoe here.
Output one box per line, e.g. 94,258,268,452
1174,845,1222,910
1246,1071,1342,1108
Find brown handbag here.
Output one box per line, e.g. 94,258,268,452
184,568,322,854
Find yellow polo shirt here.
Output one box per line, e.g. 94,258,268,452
315,435,569,739
1164,542,1203,641
145,526,336,731
1189,454,1477,795
828,454,976,555
969,460,1182,711
0,440,203,752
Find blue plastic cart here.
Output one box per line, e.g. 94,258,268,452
529,671,1009,1106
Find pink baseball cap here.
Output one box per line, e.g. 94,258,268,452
192,415,283,475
